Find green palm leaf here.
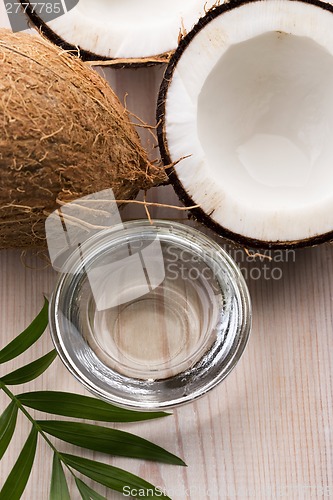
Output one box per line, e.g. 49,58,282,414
75,478,106,500
0,300,183,500
0,401,18,460
50,453,70,500
1,350,57,385
0,426,38,500
17,391,169,422
63,454,170,499
38,420,185,466
0,298,48,364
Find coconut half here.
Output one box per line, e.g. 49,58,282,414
158,0,333,248
21,0,218,63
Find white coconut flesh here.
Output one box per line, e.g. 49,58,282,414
42,0,218,59
163,0,333,244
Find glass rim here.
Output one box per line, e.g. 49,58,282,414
49,219,252,410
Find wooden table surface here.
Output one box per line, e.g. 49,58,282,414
1,6,333,499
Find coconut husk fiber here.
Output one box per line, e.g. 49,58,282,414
0,29,167,249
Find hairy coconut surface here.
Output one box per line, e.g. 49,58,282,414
0,29,166,249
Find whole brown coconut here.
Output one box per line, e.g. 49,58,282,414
0,29,166,249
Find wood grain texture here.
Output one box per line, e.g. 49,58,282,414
0,21,333,500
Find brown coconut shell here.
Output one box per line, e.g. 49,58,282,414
0,29,167,249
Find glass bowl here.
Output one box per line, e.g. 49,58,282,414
49,220,251,410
